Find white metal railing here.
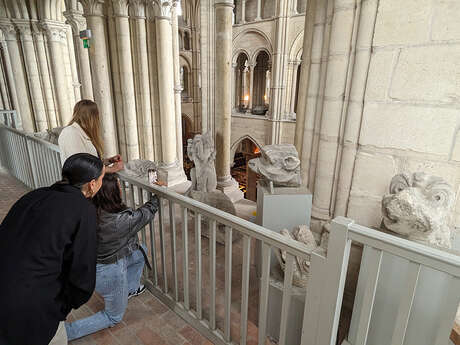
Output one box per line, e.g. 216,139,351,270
302,217,460,345
0,124,61,189
0,110,20,129
117,171,313,345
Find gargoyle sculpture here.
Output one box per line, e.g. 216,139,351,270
34,127,64,145
381,172,455,248
275,225,327,288
187,131,217,193
124,159,157,179
248,144,301,187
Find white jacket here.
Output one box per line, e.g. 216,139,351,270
58,122,98,165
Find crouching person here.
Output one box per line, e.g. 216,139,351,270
65,173,159,340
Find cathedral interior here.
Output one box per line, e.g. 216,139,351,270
0,0,460,344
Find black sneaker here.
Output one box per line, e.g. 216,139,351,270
128,285,146,299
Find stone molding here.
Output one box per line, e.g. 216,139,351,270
112,0,130,16
0,21,17,41
40,21,67,43
157,0,178,18
130,0,147,18
80,0,106,16
63,10,87,33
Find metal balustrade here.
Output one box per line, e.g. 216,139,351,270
0,124,61,189
302,217,460,345
117,171,313,345
0,110,20,129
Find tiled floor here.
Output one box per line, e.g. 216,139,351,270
0,169,28,221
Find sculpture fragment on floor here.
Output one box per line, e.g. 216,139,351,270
381,172,455,248
34,127,64,145
275,225,328,288
248,144,301,188
124,159,157,180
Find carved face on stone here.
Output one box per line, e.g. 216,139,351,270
248,144,301,187
381,172,455,248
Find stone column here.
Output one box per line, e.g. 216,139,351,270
0,33,19,120
41,21,72,126
33,25,58,128
241,0,246,23
248,63,255,112
14,20,48,131
111,0,139,160
0,23,33,132
80,0,118,157
64,10,94,100
256,0,262,20
215,0,243,201
65,24,81,102
131,0,153,160
269,0,290,144
0,58,10,109
155,1,187,187
171,1,184,166
334,0,380,216
290,60,300,115
231,62,237,111
294,0,316,159
311,0,356,220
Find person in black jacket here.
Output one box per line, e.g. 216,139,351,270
65,173,159,340
0,153,105,345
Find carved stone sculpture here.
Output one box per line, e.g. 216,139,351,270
186,132,238,244
248,144,301,187
275,225,327,288
187,131,217,193
124,159,157,181
381,172,455,248
34,127,64,145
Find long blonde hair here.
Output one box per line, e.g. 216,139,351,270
69,100,104,158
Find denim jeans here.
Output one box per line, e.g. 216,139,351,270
65,247,145,340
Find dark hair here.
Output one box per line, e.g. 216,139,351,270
92,173,127,214
61,153,104,188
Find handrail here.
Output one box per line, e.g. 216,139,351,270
348,222,460,275
0,124,60,151
118,170,312,259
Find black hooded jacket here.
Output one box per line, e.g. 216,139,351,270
0,183,97,345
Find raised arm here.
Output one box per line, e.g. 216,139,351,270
118,194,160,239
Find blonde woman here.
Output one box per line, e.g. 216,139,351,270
59,100,123,173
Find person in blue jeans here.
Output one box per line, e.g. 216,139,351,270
65,173,159,340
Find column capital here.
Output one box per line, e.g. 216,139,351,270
11,19,33,40
157,0,178,19
214,0,234,8
79,0,106,16
112,0,129,16
39,21,68,42
130,0,147,18
63,10,87,33
0,20,17,41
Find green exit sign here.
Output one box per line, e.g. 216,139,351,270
83,38,90,48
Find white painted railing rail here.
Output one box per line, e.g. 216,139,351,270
303,217,460,345
117,171,314,345
0,124,61,189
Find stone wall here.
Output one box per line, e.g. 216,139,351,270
347,0,460,230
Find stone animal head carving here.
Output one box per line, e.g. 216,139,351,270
248,144,301,187
381,172,455,248
275,225,320,288
187,131,217,193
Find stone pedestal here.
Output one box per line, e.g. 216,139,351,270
217,176,244,203
157,160,188,188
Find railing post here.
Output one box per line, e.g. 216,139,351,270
24,135,39,189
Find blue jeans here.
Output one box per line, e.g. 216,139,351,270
65,247,145,340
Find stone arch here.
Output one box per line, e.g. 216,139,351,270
233,28,273,55
250,47,271,66
232,48,250,64
289,30,304,62
230,134,261,161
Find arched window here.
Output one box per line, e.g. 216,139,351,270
180,65,189,97
184,31,191,50
252,51,270,115
235,53,250,112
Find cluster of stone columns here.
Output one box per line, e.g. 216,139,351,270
77,0,186,186
0,14,82,133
